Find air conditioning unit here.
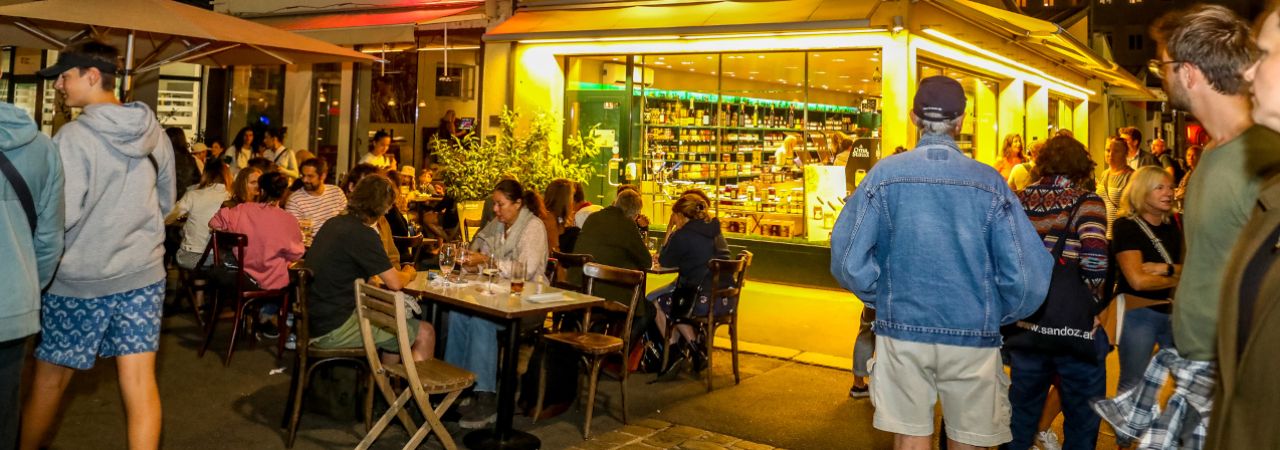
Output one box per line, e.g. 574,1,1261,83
603,63,655,87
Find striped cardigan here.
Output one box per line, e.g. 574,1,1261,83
1017,176,1110,302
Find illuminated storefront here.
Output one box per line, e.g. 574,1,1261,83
480,0,1151,287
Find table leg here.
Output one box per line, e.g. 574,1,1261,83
463,318,540,450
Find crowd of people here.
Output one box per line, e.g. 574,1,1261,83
832,4,1280,450
4,3,1280,450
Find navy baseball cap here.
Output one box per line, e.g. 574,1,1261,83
913,76,966,121
37,51,119,79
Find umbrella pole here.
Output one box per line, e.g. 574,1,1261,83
122,30,134,101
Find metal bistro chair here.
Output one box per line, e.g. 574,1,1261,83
281,268,374,448
198,231,293,366
660,250,752,392
354,281,474,450
533,262,646,439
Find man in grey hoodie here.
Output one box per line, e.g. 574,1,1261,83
20,40,174,450
0,59,63,450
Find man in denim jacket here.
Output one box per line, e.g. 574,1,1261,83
830,76,1052,450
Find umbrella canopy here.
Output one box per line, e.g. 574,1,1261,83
0,0,376,73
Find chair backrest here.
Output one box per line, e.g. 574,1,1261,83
582,262,646,345
354,280,417,382
550,251,593,291
707,250,752,318
290,268,316,348
393,234,437,266
544,258,559,281
211,230,252,291
463,218,483,242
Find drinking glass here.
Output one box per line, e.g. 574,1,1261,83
438,243,456,282
509,260,526,294
481,252,500,294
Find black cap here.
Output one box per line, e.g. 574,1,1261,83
37,52,119,79
913,76,966,121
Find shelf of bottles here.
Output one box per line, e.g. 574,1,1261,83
638,88,863,240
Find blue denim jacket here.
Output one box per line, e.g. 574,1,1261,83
830,134,1052,347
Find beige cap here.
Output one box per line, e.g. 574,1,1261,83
190,142,208,154
400,165,416,176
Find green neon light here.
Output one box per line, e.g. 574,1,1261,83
571,82,862,114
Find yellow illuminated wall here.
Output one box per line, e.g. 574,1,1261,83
973,79,998,164
881,32,912,154
999,79,1025,156
1025,84,1049,143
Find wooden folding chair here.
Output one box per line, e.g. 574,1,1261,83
354,281,474,450
533,262,645,439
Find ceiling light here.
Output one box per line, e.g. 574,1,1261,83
869,57,879,62
711,71,717,75
681,61,693,65
611,57,620,61
892,15,905,34
758,55,765,59
749,71,759,74
858,89,865,94
689,69,695,72
861,78,871,82
815,71,826,75
839,75,851,79
813,53,821,57
785,66,799,70
705,56,713,60
833,58,846,62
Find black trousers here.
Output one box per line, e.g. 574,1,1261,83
0,336,30,450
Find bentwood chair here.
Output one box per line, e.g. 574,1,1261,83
177,239,216,329
354,281,474,450
281,268,374,448
198,231,293,366
660,250,752,392
549,251,593,292
533,262,646,439
462,218,483,242
392,234,439,267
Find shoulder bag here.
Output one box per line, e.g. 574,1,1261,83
1003,198,1106,361
0,151,36,234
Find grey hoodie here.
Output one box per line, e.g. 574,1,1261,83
0,102,63,341
49,102,175,298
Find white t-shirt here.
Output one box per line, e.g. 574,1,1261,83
168,183,230,254
265,146,299,178
361,153,394,170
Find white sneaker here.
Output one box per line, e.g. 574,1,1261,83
1035,430,1062,450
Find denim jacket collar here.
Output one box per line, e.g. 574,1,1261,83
916,133,962,152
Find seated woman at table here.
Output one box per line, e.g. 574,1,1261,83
209,171,305,292
650,192,731,377
167,161,232,270
224,165,262,208
544,178,577,252
450,179,549,429
306,175,432,361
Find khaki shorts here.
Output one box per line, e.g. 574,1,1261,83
311,312,421,352
868,336,1011,447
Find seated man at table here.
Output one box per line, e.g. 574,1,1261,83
345,163,405,270
571,189,652,339
306,175,433,361
286,158,347,235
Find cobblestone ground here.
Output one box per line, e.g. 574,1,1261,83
565,419,784,450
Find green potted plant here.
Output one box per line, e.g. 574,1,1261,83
432,108,601,220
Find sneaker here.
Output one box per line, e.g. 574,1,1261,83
459,392,498,429
848,383,870,398
284,333,297,350
1035,430,1062,450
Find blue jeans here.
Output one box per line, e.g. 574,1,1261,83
1117,308,1174,392
1007,329,1109,450
445,312,501,392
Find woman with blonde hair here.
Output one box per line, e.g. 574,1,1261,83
995,134,1026,178
1098,136,1135,239
651,193,732,377
1111,166,1182,397
224,166,263,208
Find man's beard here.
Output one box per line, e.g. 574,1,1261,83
305,183,320,192
1165,77,1192,111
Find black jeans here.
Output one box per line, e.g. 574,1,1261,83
0,336,30,450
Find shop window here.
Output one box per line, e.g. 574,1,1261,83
919,62,1000,163
568,49,884,244
1128,35,1144,50
371,50,417,124
227,65,284,138
311,63,342,179
157,62,203,136
1049,96,1076,136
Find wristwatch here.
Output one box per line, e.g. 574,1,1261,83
1165,264,1175,277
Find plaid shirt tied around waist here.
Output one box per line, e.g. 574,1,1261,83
1091,349,1215,450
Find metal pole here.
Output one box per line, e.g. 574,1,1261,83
123,30,135,99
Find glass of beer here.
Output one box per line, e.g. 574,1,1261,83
509,260,526,294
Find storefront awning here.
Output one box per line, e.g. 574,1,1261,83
484,0,876,42
928,0,1157,101
254,6,483,46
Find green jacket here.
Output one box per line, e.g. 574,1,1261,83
0,102,64,342
570,205,650,305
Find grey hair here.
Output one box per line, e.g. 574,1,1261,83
918,116,963,137
614,190,643,219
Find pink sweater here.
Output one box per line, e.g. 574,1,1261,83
209,203,305,290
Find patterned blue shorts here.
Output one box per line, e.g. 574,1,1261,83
36,281,165,370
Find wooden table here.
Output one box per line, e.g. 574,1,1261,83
403,273,604,450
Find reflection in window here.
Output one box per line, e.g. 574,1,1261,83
228,65,284,137
371,50,417,124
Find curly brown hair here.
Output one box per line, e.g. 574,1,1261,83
346,174,397,223
1034,135,1096,188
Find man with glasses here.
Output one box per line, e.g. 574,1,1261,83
1094,6,1280,448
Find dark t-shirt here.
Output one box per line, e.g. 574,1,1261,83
305,214,394,336
1111,216,1183,313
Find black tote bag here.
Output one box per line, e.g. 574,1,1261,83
1002,199,1105,361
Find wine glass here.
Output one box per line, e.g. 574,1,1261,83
438,243,456,282
481,252,500,294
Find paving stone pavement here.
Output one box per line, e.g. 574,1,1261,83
562,419,784,450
